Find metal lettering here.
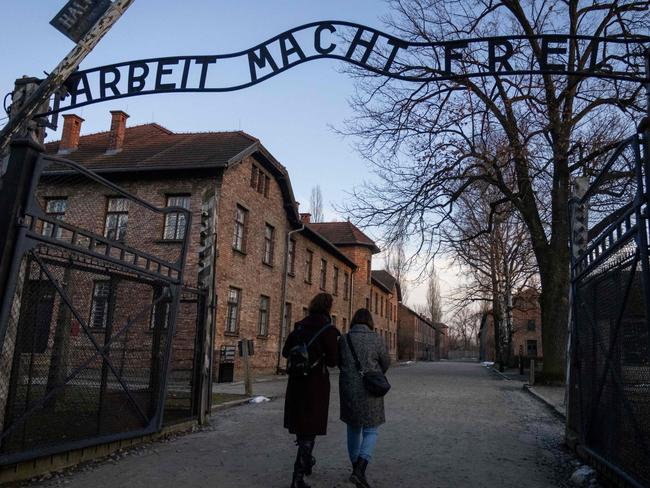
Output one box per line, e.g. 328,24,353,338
345,28,380,65
128,62,149,94
384,38,408,72
155,60,178,91
99,66,121,98
488,39,514,72
444,42,468,73
279,33,306,67
314,23,336,55
68,73,93,105
195,57,217,89
248,45,280,82
541,36,567,72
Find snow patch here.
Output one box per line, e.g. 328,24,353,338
249,396,271,404
481,361,495,367
570,466,596,487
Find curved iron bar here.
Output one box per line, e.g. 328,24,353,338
36,21,650,116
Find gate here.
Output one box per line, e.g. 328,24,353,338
0,147,202,465
568,128,650,487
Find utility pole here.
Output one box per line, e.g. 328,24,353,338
0,0,136,155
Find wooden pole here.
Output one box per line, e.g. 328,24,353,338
0,0,136,154
242,340,253,397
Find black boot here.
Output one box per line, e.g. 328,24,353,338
350,458,372,488
290,441,312,488
302,439,316,476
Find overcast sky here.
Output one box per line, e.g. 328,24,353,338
0,0,461,318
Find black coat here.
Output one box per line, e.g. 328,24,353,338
282,313,339,436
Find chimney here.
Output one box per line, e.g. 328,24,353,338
300,213,311,224
58,114,84,154
107,110,129,154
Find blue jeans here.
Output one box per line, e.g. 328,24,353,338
347,424,378,463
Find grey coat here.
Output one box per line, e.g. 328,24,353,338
339,324,391,427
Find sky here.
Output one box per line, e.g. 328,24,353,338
0,0,461,318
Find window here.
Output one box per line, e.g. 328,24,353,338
332,315,337,327
104,197,128,241
90,281,111,328
319,259,327,290
367,260,371,284
344,272,350,301
288,239,296,275
305,250,314,283
43,198,68,238
333,267,339,295
374,292,378,313
226,287,241,333
163,195,190,240
257,171,265,193
381,296,384,317
264,175,270,198
343,317,347,332
250,165,258,189
258,295,270,336
263,224,275,265
233,205,248,252
527,319,536,331
150,296,170,329
365,297,370,309
527,340,538,357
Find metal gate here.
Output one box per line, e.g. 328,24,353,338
568,128,650,487
0,148,201,465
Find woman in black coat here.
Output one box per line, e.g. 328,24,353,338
282,293,339,488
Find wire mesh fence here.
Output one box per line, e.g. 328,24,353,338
569,131,650,487
0,153,203,465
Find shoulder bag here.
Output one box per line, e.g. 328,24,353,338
345,334,391,397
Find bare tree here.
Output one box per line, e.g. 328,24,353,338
426,262,443,323
310,185,324,223
385,235,409,302
342,0,648,380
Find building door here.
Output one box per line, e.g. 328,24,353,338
17,280,56,354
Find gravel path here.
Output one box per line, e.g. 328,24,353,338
33,361,577,488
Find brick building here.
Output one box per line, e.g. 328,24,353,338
397,304,438,361
478,289,543,364
41,111,401,380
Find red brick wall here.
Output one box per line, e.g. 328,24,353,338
397,304,436,361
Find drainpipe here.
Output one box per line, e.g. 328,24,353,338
276,223,305,373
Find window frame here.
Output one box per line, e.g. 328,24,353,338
333,266,339,295
263,223,275,266
43,197,68,238
319,258,327,290
163,194,191,241
250,165,258,189
344,272,350,301
104,197,129,242
226,287,242,334
232,205,248,253
90,280,111,329
258,295,270,337
305,249,314,284
288,238,296,276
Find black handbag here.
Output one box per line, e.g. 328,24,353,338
345,334,391,397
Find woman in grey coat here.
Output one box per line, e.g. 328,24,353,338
339,308,390,488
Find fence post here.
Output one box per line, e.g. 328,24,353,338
529,358,535,386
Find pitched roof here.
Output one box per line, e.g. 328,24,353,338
371,270,403,300
308,221,380,254
44,123,259,173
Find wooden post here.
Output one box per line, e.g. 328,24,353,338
529,358,535,386
242,340,253,397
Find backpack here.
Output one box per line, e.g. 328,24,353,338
286,324,332,377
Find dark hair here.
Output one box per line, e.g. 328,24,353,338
351,308,374,329
308,293,333,315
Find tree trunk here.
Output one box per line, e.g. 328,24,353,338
538,246,570,382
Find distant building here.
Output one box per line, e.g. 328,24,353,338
397,304,437,361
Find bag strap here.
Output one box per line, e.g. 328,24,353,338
345,334,364,375
306,323,332,348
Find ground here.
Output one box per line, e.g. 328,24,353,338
31,362,578,488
